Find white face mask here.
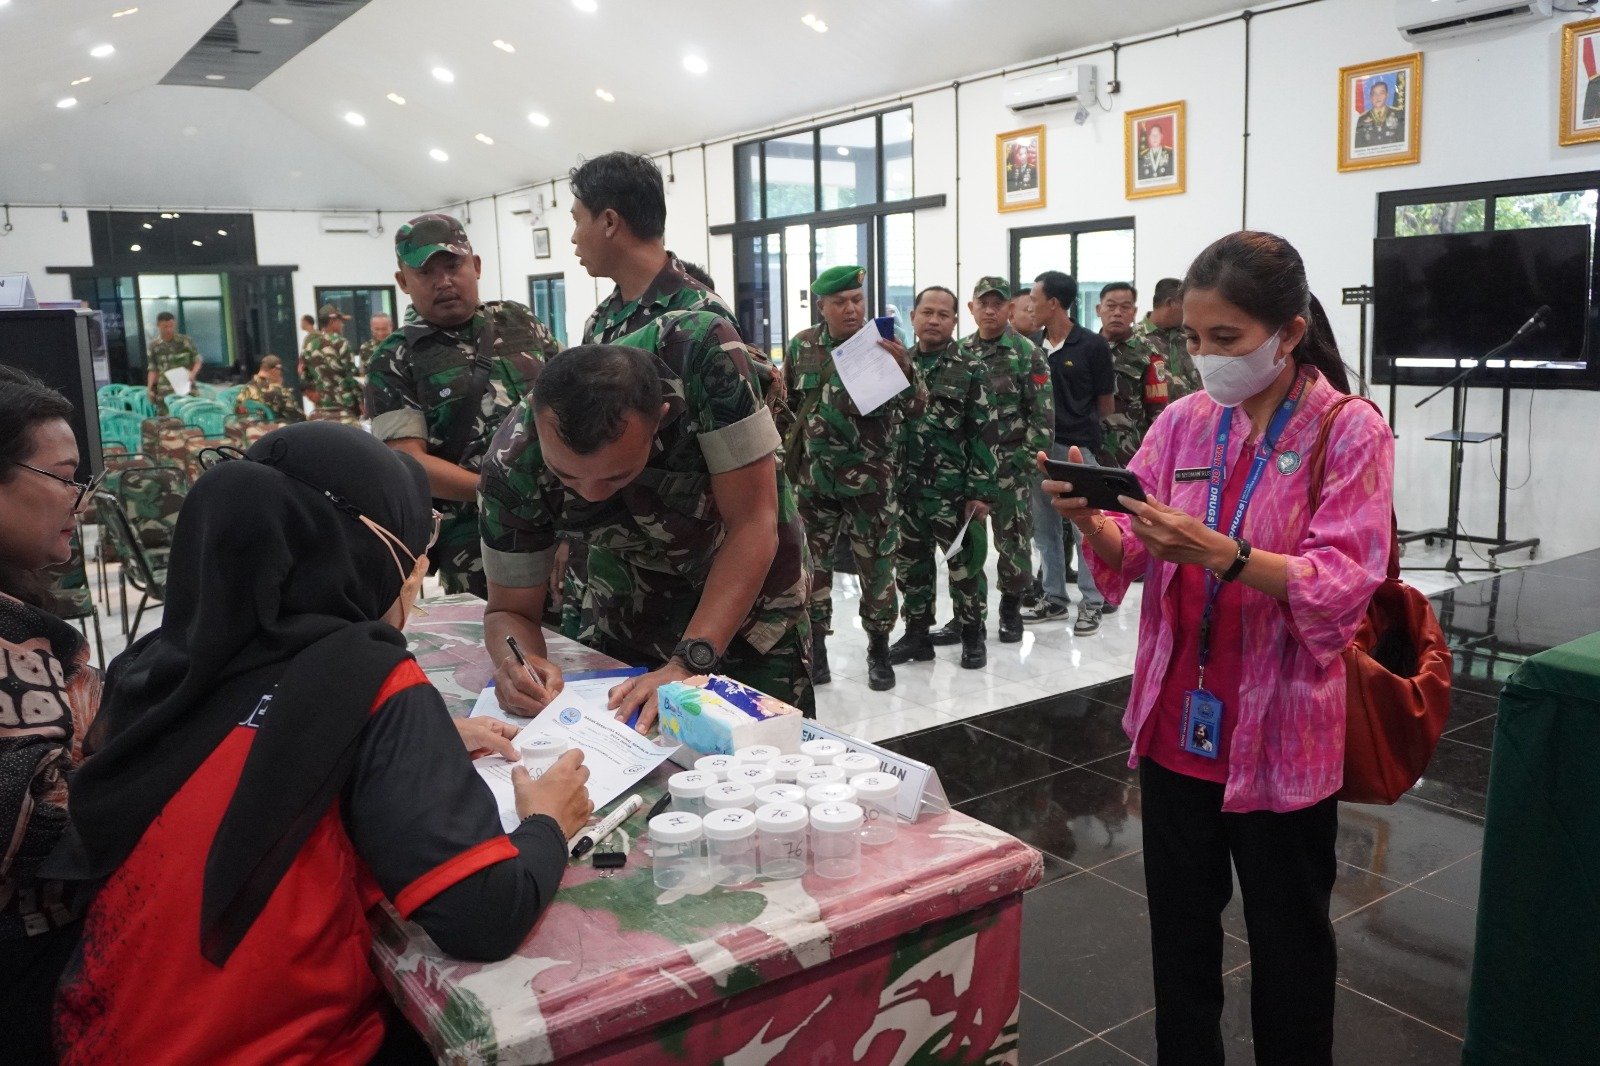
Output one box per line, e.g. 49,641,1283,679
1192,330,1287,407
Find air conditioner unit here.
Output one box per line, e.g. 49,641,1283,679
1396,0,1551,42
318,213,378,235
1003,65,1097,115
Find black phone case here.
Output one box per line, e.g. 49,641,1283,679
1042,460,1149,514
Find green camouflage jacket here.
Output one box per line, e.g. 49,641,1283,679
960,325,1053,465
1102,331,1169,468
147,335,200,402
582,255,738,344
356,338,381,375
782,323,927,497
903,339,998,502
1133,316,1201,399
236,375,304,424
300,330,362,416
479,309,806,659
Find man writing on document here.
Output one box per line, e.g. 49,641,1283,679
478,312,813,729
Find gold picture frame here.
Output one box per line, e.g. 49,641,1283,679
1559,17,1600,146
1125,101,1186,200
1338,53,1422,172
997,125,1046,213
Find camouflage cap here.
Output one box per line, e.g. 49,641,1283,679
973,276,1011,300
317,303,346,322
811,264,865,296
395,212,473,268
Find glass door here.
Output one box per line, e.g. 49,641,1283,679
313,286,398,353
1010,219,1137,332
528,273,568,345
735,230,787,360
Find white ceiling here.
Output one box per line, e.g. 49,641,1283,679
0,0,1250,211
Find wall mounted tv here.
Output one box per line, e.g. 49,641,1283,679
1372,224,1597,390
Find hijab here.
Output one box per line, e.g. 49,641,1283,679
48,421,433,965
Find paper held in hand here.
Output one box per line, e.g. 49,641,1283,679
163,367,193,396
829,318,910,416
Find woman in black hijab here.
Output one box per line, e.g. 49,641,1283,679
49,422,591,1066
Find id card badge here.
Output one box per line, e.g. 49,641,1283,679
1181,689,1223,759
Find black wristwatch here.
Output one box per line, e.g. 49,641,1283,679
1217,537,1252,583
670,638,720,673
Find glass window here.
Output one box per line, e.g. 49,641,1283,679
528,275,568,346
1076,230,1137,332
813,223,870,282
735,142,762,222
820,117,878,211
138,274,179,300
879,214,915,342
1394,200,1486,236
764,132,816,218
179,299,226,364
178,273,223,298
1015,234,1074,295
1494,190,1598,231
882,108,914,202
314,287,399,352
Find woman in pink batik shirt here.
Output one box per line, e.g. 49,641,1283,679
1041,231,1394,1066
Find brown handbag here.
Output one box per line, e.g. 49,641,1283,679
1307,396,1454,805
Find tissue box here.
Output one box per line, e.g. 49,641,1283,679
657,675,803,768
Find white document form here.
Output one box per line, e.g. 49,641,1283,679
829,323,911,416
941,513,974,558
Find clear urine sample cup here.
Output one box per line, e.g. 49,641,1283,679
793,765,846,791
648,811,705,891
694,754,741,780
755,802,809,879
849,772,901,846
769,754,816,783
734,744,782,766
804,782,857,808
809,802,864,880
519,735,568,779
702,808,759,887
800,739,847,764
833,752,880,778
703,781,757,812
755,783,807,807
667,769,717,819
726,764,776,791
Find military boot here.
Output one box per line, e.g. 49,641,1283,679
812,630,832,686
866,632,896,691
928,619,962,646
960,623,987,670
998,594,1024,643
888,623,935,665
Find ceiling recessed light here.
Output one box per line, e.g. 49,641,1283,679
836,145,849,156
492,39,515,53
217,228,228,236
475,132,494,145
129,243,141,251
431,66,454,83
142,222,152,229
801,13,828,32
682,55,708,75
573,0,598,11
56,97,78,109
159,212,173,219
204,74,225,81
527,111,551,127
172,212,180,217
90,44,115,58
595,88,615,102
386,92,406,105
429,148,449,162
112,6,139,16
71,76,92,86
268,16,293,25
344,111,366,126
191,239,203,247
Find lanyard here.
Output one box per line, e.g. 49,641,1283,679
1195,370,1309,684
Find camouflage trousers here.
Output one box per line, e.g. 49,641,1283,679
992,454,1036,597
896,493,989,627
798,482,900,636
433,505,487,599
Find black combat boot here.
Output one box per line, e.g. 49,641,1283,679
998,594,1024,643
812,630,832,686
866,632,896,691
928,619,962,646
960,623,987,669
888,622,935,664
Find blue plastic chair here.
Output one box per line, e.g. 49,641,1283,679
98,409,143,455
181,401,229,438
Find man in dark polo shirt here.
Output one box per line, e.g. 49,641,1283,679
1023,270,1114,634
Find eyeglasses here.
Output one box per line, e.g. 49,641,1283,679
14,462,106,511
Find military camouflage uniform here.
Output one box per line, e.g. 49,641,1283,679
960,325,1054,597
1101,330,1171,468
236,373,304,424
480,310,813,713
301,330,363,422
896,340,998,628
366,301,560,598
356,338,380,378
785,323,926,637
146,334,201,414
1133,316,1201,399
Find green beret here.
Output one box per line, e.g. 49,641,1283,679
811,265,865,297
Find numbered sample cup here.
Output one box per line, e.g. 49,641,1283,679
755,783,807,807
519,735,569,779
755,802,809,879
734,744,782,766
667,770,717,819
649,811,705,891
810,802,865,880
769,754,815,783
834,752,880,778
694,754,741,780
702,808,759,887
726,764,776,791
850,772,901,845
805,782,857,808
793,765,846,791
800,739,847,764
703,781,757,812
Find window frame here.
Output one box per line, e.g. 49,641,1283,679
734,104,914,223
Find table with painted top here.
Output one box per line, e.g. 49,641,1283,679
377,595,1043,1065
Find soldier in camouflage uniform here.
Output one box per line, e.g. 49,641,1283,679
301,305,363,422
1097,282,1172,468
889,285,998,671
366,213,561,598
145,312,203,415
479,313,812,724
959,277,1054,643
235,354,304,424
1133,276,1201,399
356,313,394,379
785,265,925,692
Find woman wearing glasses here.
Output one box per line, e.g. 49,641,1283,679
48,422,592,1065
0,366,107,1063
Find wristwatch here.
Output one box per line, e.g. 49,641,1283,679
670,638,720,674
1216,537,1252,583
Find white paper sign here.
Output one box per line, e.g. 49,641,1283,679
798,720,949,822
829,321,911,416
0,273,38,310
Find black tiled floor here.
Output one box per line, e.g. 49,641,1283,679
878,721,1070,804
1443,686,1500,733
1444,712,1495,750
1408,737,1493,818
956,768,1142,874
1043,1036,1144,1064
1336,796,1485,884
1412,850,1482,911
1019,994,1094,1065
968,690,1130,767
1334,886,1476,1038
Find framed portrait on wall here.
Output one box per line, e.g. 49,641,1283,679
997,125,1046,212
1559,17,1600,146
533,228,552,259
1338,53,1422,172
1125,101,1186,199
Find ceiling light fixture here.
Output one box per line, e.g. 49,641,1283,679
129,244,141,251
527,111,550,127
71,76,91,86
475,133,494,145
682,55,708,75
429,148,449,162
573,0,598,12
836,145,849,156
217,228,228,236
344,111,366,126
90,43,115,58
801,13,828,33
159,212,174,219
205,74,226,81
142,222,152,229
56,97,78,109
432,66,454,83
595,88,615,102
492,39,515,53
386,92,406,105
192,240,203,247
112,7,139,16
268,16,293,25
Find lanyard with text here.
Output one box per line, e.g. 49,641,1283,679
1180,369,1310,760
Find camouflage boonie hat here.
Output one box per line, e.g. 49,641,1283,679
395,212,473,268
973,276,1011,300
317,303,346,323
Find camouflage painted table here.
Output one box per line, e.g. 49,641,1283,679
380,595,1043,1064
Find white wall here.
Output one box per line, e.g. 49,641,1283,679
0,207,95,304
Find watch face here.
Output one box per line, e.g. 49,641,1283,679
683,640,716,671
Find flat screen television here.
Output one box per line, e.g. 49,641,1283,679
1372,225,1595,390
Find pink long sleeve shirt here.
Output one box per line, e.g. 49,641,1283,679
1089,369,1395,813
